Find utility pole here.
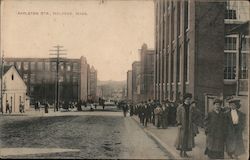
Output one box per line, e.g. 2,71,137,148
49,45,67,112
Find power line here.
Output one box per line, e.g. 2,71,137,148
49,45,67,112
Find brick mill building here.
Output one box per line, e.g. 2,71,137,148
5,56,97,104
154,0,249,114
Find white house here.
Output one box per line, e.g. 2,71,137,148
0,65,29,113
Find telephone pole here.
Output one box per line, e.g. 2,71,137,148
49,45,67,112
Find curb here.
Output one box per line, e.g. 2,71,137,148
131,117,182,159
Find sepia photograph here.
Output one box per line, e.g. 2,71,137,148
0,0,249,159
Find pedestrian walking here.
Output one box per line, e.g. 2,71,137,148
130,104,134,116
122,103,128,117
5,100,11,114
143,103,151,127
77,100,82,111
168,102,177,126
175,93,194,158
45,102,49,113
190,101,200,137
152,101,157,125
161,100,169,129
102,100,105,110
154,102,162,128
19,102,25,113
138,103,143,123
225,99,246,159
204,98,226,159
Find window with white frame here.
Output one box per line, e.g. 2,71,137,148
239,52,248,79
240,37,249,79
224,36,237,80
225,1,237,20
224,37,237,50
224,52,236,79
225,9,236,20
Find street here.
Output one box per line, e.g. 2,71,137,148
0,106,169,159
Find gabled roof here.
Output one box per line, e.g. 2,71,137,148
0,65,23,77
0,65,12,75
0,65,27,88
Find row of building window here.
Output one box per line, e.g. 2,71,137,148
22,73,79,84
6,61,80,72
225,37,249,51
155,1,190,87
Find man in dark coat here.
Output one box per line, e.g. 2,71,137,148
175,93,194,157
190,101,200,137
44,102,49,113
161,100,169,129
6,100,10,114
168,102,177,126
143,102,151,127
130,104,134,116
225,99,246,159
204,98,227,159
122,103,128,117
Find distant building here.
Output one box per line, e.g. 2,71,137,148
98,80,126,100
132,61,141,103
88,66,97,102
1,65,29,113
127,70,133,102
139,43,155,102
5,56,96,104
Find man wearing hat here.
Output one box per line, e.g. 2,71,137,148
225,98,245,159
204,98,227,159
175,93,195,157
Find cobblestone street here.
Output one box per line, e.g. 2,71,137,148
0,108,169,159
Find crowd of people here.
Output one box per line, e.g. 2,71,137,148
33,99,105,113
125,93,246,159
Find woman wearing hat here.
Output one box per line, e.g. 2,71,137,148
175,93,194,157
225,99,246,159
204,98,227,159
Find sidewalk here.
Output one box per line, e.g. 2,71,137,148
132,116,248,160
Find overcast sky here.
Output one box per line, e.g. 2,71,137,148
1,0,154,81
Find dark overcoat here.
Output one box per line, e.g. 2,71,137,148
225,110,245,155
204,111,226,152
175,104,194,151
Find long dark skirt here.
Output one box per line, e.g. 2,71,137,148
205,148,224,159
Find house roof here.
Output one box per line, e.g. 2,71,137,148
0,65,23,78
0,65,12,75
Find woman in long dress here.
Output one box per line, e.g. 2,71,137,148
225,99,245,159
204,99,227,159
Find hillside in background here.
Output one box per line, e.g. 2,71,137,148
97,80,126,87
